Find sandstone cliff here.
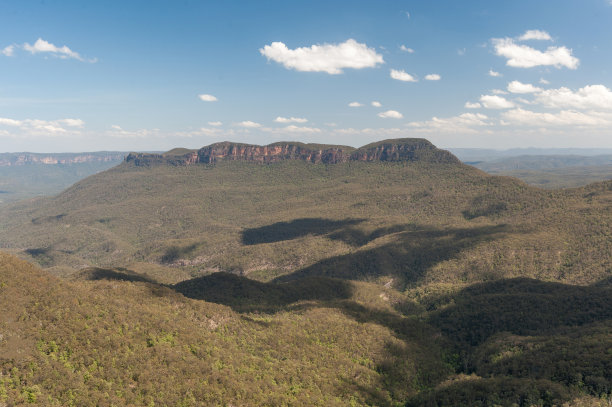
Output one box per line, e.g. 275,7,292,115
125,138,460,166
0,152,126,167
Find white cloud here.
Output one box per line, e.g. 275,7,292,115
108,125,159,139
378,110,403,119
371,101,382,107
488,69,502,77
348,102,363,107
274,116,308,123
390,69,417,82
425,73,441,81
0,116,85,137
198,94,217,102
208,121,223,126
465,102,481,109
507,80,542,94
502,108,612,126
491,89,509,95
480,94,515,109
515,97,534,105
492,37,579,69
407,113,490,133
1,45,14,57
457,48,466,56
259,39,384,74
281,125,321,133
59,118,85,127
236,120,262,128
518,30,552,41
399,45,414,53
22,38,93,62
535,84,612,110
0,118,22,126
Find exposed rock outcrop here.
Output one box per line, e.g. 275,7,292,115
0,152,126,167
125,138,460,166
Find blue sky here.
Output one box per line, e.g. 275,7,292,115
1,0,612,152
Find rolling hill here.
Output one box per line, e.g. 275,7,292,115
0,138,610,405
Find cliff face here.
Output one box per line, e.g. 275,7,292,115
197,142,352,164
125,138,460,166
0,152,125,167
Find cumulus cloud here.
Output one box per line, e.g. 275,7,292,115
465,102,481,109
1,45,14,56
507,80,542,94
198,94,217,102
535,84,612,110
371,101,382,107
390,69,417,82
518,30,552,41
492,37,579,69
399,45,414,53
425,73,441,81
274,116,308,123
208,121,223,126
236,120,262,128
407,113,490,133
488,69,502,77
378,110,403,119
502,108,612,126
259,39,384,74
348,102,363,107
22,38,94,62
480,94,515,109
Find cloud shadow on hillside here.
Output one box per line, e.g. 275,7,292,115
241,217,365,245
273,222,511,289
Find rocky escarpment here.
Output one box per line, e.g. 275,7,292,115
125,138,460,166
0,152,126,166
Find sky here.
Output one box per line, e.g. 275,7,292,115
1,0,612,152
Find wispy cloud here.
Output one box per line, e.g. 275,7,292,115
22,38,96,62
348,102,363,107
518,30,552,41
236,120,262,128
488,69,502,77
198,94,218,102
390,69,417,82
0,116,85,137
399,45,414,53
274,116,308,123
507,80,542,94
259,39,384,74
425,73,441,81
407,113,490,133
1,45,15,57
378,110,403,119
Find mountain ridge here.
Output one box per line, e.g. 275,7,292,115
125,138,461,166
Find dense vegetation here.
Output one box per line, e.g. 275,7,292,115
0,140,610,405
